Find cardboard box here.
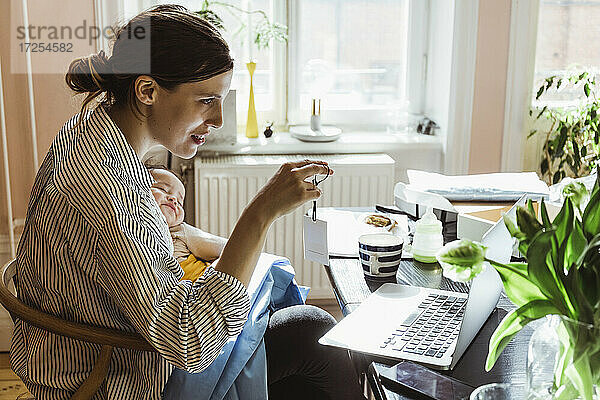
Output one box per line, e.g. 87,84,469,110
457,201,542,242
455,203,514,242
544,201,562,221
394,182,547,243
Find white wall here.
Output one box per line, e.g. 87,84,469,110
425,0,455,164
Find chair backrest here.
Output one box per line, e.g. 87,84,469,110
0,259,155,352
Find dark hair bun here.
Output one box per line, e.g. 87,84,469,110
65,50,113,94
65,4,233,129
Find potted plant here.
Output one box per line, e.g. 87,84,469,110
529,72,599,185
436,175,600,399
196,0,287,51
195,1,287,138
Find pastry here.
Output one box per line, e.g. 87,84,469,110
365,214,392,227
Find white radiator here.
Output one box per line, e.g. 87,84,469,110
194,154,395,298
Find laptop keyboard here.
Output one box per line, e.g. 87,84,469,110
379,293,466,358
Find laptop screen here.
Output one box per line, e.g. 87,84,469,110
481,194,526,264
449,197,525,368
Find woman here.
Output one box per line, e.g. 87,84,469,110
10,5,365,400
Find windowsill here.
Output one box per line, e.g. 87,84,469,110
197,129,443,156
531,100,592,111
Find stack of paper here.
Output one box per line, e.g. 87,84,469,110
315,209,409,258
407,170,549,201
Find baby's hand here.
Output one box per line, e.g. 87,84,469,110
183,223,228,261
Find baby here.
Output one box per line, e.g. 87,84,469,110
147,165,227,282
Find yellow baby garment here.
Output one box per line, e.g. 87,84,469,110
179,254,211,282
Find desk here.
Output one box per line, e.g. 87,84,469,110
322,209,534,398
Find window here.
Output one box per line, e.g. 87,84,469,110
288,0,410,126
120,0,422,130
533,0,600,105
129,0,279,127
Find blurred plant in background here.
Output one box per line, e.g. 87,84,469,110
529,72,599,185
195,0,287,54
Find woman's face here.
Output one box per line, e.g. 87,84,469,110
149,169,186,228
147,70,233,159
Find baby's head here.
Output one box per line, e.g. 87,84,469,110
147,165,185,228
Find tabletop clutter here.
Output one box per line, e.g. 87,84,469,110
304,169,554,278
301,169,595,399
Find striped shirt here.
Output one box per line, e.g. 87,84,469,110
10,105,250,399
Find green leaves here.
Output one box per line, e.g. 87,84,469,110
553,197,585,266
517,205,543,239
536,85,545,100
485,300,559,371
578,234,600,271
582,176,600,238
526,229,573,316
560,215,587,272
478,179,600,399
562,182,588,211
536,105,548,120
540,199,553,229
531,71,598,184
541,158,549,175
555,126,568,157
196,1,288,51
436,240,487,282
577,234,600,312
488,261,547,307
554,171,564,185
507,205,543,255
195,9,225,30
553,316,600,400
528,129,538,138
254,20,288,50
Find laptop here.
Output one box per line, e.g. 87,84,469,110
318,197,523,370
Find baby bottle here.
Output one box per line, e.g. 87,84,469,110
411,207,443,263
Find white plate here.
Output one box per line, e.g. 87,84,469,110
355,212,408,238
290,125,342,142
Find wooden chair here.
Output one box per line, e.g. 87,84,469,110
0,259,156,400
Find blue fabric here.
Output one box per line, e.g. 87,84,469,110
162,254,308,400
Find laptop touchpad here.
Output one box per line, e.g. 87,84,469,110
374,283,421,299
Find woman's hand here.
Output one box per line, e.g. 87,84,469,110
252,160,334,222
214,159,333,287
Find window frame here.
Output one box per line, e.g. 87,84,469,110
499,0,540,173
100,0,430,131
286,0,429,129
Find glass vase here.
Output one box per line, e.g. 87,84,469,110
527,315,600,400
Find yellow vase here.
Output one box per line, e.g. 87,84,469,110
246,62,258,138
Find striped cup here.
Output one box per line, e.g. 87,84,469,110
358,233,404,278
